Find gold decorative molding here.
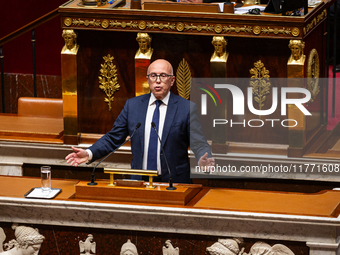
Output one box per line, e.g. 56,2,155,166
101,19,109,28
64,17,72,27
291,27,300,37
224,25,252,34
306,49,320,105
261,27,291,36
147,22,177,30
138,21,147,30
249,60,271,110
110,20,139,29
98,54,120,111
63,17,301,38
303,9,327,35
184,24,215,32
176,58,191,100
72,18,101,27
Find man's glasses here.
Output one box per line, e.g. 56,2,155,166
147,73,173,82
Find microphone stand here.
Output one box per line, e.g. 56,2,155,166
87,123,141,186
151,122,177,190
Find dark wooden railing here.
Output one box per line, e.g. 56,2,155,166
0,8,60,113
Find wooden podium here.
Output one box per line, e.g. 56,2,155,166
75,180,202,205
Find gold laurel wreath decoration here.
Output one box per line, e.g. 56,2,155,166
306,49,320,106
176,58,191,100
98,54,120,111
249,60,271,110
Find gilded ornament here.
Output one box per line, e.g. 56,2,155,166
98,54,120,111
253,26,261,35
262,27,291,36
304,10,327,35
176,58,192,100
135,33,153,59
249,60,271,110
223,25,252,34
102,19,109,28
306,49,320,105
288,40,305,65
61,29,79,54
211,36,228,62
176,22,185,32
73,19,101,27
64,18,72,27
291,27,300,37
138,21,146,30
110,20,138,29
214,24,223,34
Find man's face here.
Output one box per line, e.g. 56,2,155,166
214,41,224,56
291,45,301,60
138,38,149,53
147,60,175,100
64,34,74,50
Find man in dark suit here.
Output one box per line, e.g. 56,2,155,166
66,59,214,183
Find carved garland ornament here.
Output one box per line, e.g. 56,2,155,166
98,54,120,111
304,9,327,35
306,49,320,105
64,18,299,37
249,60,271,110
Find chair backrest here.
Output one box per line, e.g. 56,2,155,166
18,97,63,118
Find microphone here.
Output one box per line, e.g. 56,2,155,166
87,122,141,186
151,122,177,190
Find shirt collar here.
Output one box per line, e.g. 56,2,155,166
149,92,170,106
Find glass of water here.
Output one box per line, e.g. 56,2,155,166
41,166,51,193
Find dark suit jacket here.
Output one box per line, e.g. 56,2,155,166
88,91,211,183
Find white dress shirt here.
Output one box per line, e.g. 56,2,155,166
142,92,169,174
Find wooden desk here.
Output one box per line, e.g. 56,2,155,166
2,176,340,217
1,176,340,255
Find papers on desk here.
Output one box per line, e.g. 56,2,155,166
234,5,266,14
25,187,62,199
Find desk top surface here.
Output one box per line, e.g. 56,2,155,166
59,0,333,39
1,176,340,218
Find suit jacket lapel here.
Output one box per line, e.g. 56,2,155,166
162,92,178,145
137,93,150,152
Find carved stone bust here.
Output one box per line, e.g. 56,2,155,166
206,238,242,255
120,239,138,255
1,224,45,255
